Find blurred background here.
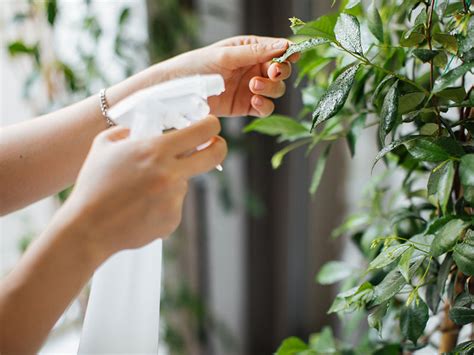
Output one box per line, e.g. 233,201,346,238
0,0,376,354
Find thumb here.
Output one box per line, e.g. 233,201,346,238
95,126,131,144
218,39,289,68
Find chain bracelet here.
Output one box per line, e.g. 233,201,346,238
99,88,116,128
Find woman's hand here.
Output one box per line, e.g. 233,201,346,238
161,36,298,117
61,116,226,262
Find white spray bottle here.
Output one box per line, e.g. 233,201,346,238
78,74,225,354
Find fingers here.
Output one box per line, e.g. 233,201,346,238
216,38,290,69
261,61,292,81
154,115,221,156
176,136,228,177
249,77,286,99
249,95,275,117
95,126,130,144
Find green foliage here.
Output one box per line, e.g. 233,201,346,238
245,0,474,352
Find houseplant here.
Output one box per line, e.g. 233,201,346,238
244,0,473,353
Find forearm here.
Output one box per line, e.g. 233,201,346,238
0,61,173,215
0,207,102,354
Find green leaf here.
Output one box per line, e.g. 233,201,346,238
293,13,339,41
276,337,309,355
436,254,453,299
449,307,474,325
436,87,467,102
119,7,131,26
368,302,389,334
316,261,353,285
309,145,331,195
403,138,451,163
398,92,425,115
274,38,329,63
379,81,399,143
453,230,474,276
369,244,411,270
432,33,458,54
345,0,361,9
7,41,37,56
244,115,309,140
329,282,374,313
400,297,429,344
367,1,384,42
427,160,455,214
425,282,441,314
45,0,58,26
372,136,420,170
431,219,469,257
433,51,448,69
334,13,363,54
398,246,415,282
453,341,474,353
433,62,474,93
308,327,336,353
400,27,425,47
460,154,474,187
412,49,440,63
311,64,359,130
372,75,396,107
373,259,422,305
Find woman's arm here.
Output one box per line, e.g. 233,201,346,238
0,64,166,215
0,117,227,353
0,35,294,215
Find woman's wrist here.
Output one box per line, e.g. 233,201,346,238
50,201,109,271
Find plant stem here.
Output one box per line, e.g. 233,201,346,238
439,272,467,352
333,43,430,95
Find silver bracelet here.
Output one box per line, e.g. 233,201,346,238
99,88,116,128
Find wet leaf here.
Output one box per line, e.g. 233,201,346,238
311,64,359,130
449,307,474,325
368,302,389,334
431,219,469,257
293,13,339,41
274,38,329,63
379,81,399,143
400,297,429,344
369,244,411,270
433,62,474,93
403,138,451,162
373,259,423,305
335,13,363,54
453,230,474,276
427,160,455,214
412,49,440,63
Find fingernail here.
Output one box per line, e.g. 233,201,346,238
275,67,282,77
253,79,265,91
272,40,286,49
253,96,263,106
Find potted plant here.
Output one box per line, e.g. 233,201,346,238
245,0,473,353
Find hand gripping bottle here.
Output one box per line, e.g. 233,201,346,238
78,74,225,354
